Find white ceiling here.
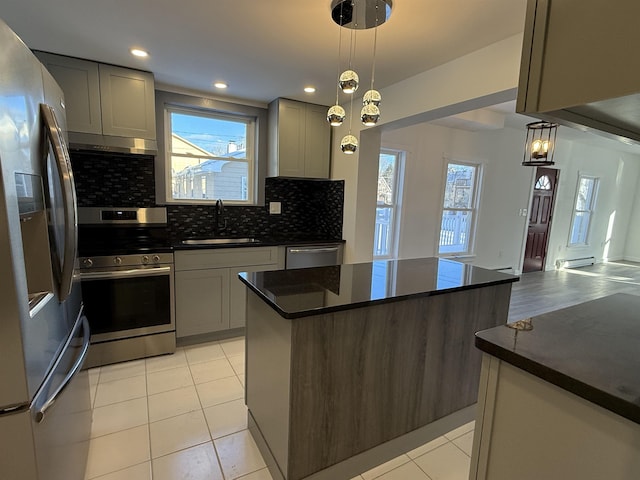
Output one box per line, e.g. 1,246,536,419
3,0,638,154
1,0,527,107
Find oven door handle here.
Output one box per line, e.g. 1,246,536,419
78,266,172,280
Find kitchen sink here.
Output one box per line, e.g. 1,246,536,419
181,237,261,245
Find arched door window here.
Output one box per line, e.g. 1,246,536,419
535,174,552,190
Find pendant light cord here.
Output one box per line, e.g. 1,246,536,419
370,0,379,90
335,2,344,105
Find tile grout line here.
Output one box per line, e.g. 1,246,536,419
185,340,229,480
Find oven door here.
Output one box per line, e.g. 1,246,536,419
78,265,175,343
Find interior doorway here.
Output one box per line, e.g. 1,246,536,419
523,167,559,273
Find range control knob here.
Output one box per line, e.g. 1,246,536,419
142,255,150,264
152,255,161,263
114,256,123,266
83,258,93,268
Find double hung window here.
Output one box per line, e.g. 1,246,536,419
166,107,256,203
374,150,403,258
438,161,481,255
569,175,598,245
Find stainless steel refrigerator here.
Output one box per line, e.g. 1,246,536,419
0,18,91,480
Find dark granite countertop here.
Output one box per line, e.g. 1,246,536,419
173,236,345,250
239,257,518,319
475,293,640,425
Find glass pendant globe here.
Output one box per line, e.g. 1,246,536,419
361,104,380,126
327,105,346,126
339,70,359,94
363,89,381,106
341,134,358,154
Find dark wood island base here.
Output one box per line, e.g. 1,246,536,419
240,258,517,480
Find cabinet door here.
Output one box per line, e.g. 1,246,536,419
229,264,279,329
276,99,306,176
34,51,102,135
175,269,229,338
304,103,331,178
99,64,156,139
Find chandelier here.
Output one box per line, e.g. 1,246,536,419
328,0,393,154
522,121,559,166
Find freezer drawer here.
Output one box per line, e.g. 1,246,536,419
285,244,343,269
32,312,92,480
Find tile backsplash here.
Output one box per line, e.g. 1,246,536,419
71,151,343,240
71,151,156,207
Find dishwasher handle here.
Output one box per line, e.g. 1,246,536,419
287,246,341,254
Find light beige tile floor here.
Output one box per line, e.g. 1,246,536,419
85,336,474,480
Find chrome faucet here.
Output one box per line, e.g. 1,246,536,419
214,198,227,234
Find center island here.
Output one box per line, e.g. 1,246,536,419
238,257,518,480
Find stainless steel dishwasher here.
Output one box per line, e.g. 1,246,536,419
285,244,343,269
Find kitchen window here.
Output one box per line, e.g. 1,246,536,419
438,161,481,255
569,175,599,245
374,149,403,258
156,90,267,206
167,107,255,203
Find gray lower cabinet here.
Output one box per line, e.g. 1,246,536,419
34,51,156,140
175,268,229,337
174,247,281,339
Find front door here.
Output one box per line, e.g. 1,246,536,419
523,167,558,273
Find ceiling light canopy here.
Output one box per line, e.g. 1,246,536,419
330,0,393,28
327,0,393,155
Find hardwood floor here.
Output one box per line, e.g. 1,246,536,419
508,260,640,322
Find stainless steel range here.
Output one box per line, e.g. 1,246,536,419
77,207,175,367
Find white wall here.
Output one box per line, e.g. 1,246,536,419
547,140,640,267
381,123,640,273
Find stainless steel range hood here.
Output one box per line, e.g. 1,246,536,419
517,0,640,146
68,132,158,155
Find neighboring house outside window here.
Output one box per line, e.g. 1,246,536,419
438,161,481,255
373,149,403,258
569,174,599,246
166,107,256,204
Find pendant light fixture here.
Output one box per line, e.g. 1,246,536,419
328,0,393,154
327,1,347,127
522,121,559,166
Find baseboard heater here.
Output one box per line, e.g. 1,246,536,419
493,267,514,274
556,256,596,269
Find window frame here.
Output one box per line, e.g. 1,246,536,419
437,159,482,256
373,148,404,259
568,174,599,247
154,90,267,206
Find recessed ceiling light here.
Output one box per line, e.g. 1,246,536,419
304,86,316,93
130,48,148,58
214,82,228,89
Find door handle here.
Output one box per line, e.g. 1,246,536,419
34,314,90,423
41,103,78,302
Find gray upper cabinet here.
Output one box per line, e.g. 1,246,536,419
99,64,156,139
34,52,102,135
517,0,640,143
34,51,156,140
268,98,331,178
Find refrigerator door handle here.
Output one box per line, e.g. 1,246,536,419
41,103,78,302
35,315,90,423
